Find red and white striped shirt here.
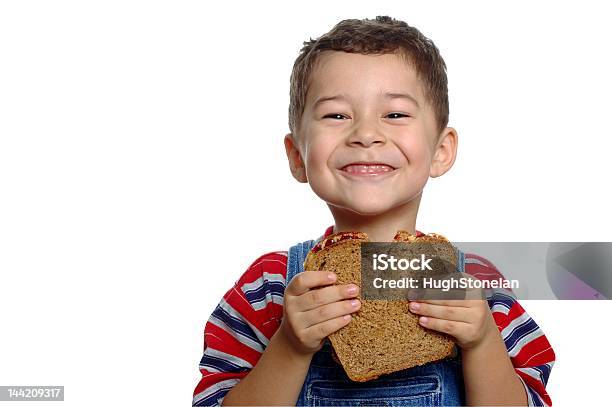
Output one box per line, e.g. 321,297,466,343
193,225,555,406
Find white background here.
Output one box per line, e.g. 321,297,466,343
1,1,610,405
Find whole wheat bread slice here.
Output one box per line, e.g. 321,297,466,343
303,230,457,382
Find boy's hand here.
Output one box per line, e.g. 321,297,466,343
408,292,499,350
280,271,361,355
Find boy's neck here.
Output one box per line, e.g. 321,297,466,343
328,197,421,242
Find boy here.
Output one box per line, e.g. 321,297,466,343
193,16,555,406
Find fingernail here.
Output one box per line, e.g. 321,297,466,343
410,302,420,311
351,299,359,307
419,316,428,325
344,314,351,321
347,285,357,294
328,273,336,280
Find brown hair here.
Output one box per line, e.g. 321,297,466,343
288,16,449,139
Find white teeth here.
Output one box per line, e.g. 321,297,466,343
343,164,394,174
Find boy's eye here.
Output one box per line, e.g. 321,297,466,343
322,113,347,120
386,113,410,119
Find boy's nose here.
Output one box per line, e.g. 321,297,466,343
346,123,386,147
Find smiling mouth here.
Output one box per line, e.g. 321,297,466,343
340,163,395,177
340,164,396,176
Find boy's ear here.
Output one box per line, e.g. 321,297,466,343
430,127,458,178
284,133,308,183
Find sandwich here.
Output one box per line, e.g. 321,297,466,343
303,230,457,382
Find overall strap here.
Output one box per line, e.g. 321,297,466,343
456,247,466,273
286,239,316,285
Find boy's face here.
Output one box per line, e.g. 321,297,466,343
285,51,457,216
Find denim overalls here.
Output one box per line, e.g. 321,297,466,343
286,236,466,406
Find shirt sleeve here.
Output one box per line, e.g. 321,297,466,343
465,253,556,406
489,291,556,406
192,252,287,406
